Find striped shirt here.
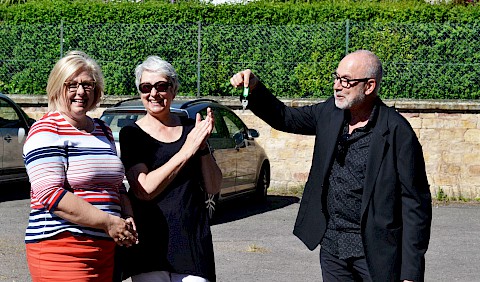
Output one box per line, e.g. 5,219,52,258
23,111,125,243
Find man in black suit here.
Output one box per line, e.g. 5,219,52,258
230,50,432,282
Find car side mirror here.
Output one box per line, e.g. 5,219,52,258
18,127,26,143
247,128,259,139
233,132,245,148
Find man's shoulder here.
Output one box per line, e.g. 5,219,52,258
377,99,404,119
320,96,336,106
310,96,337,112
377,102,417,135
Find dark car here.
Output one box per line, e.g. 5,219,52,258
100,98,270,218
0,93,35,184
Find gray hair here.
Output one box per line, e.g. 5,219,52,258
134,56,179,95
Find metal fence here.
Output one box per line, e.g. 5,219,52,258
0,20,479,99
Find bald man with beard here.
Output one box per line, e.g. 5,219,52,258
230,50,432,282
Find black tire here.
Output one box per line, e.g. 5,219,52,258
255,164,270,201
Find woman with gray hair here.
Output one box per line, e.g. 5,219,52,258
118,56,222,282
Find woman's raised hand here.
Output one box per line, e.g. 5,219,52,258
184,107,214,155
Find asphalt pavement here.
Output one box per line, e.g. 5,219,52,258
1,182,479,281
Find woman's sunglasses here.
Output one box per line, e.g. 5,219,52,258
139,81,172,94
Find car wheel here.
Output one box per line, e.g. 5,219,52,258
205,192,219,220
255,164,270,201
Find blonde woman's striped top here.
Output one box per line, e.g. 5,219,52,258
23,111,125,243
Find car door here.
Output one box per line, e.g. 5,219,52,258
220,110,257,193
203,107,237,197
0,97,28,177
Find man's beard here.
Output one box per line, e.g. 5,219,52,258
334,91,366,110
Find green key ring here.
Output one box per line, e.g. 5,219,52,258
243,87,249,98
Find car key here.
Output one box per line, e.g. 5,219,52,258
242,87,249,112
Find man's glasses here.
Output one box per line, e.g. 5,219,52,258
139,81,172,94
65,81,96,92
332,72,373,88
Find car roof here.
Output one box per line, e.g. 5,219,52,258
104,97,228,119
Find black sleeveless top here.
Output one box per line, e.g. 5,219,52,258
118,117,215,281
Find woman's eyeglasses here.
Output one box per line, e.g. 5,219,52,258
64,81,96,92
139,81,172,94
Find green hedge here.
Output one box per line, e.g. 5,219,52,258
2,0,480,25
0,0,479,99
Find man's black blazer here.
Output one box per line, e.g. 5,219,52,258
248,83,432,282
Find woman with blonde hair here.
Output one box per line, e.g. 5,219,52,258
23,50,137,281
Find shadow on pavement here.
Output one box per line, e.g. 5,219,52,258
0,181,30,202
211,195,300,225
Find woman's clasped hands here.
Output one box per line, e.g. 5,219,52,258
106,214,138,247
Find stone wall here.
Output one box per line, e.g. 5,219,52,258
236,109,480,200
10,95,480,200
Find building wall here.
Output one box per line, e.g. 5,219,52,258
14,95,480,200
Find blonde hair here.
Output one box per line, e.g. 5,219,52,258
46,51,104,112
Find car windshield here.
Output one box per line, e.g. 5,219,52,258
100,109,189,142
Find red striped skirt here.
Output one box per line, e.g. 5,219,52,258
26,232,115,282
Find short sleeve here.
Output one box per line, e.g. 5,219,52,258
119,125,145,171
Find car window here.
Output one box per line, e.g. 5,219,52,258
198,107,227,139
221,110,245,138
100,113,144,141
214,108,248,147
0,98,21,128
198,107,237,150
